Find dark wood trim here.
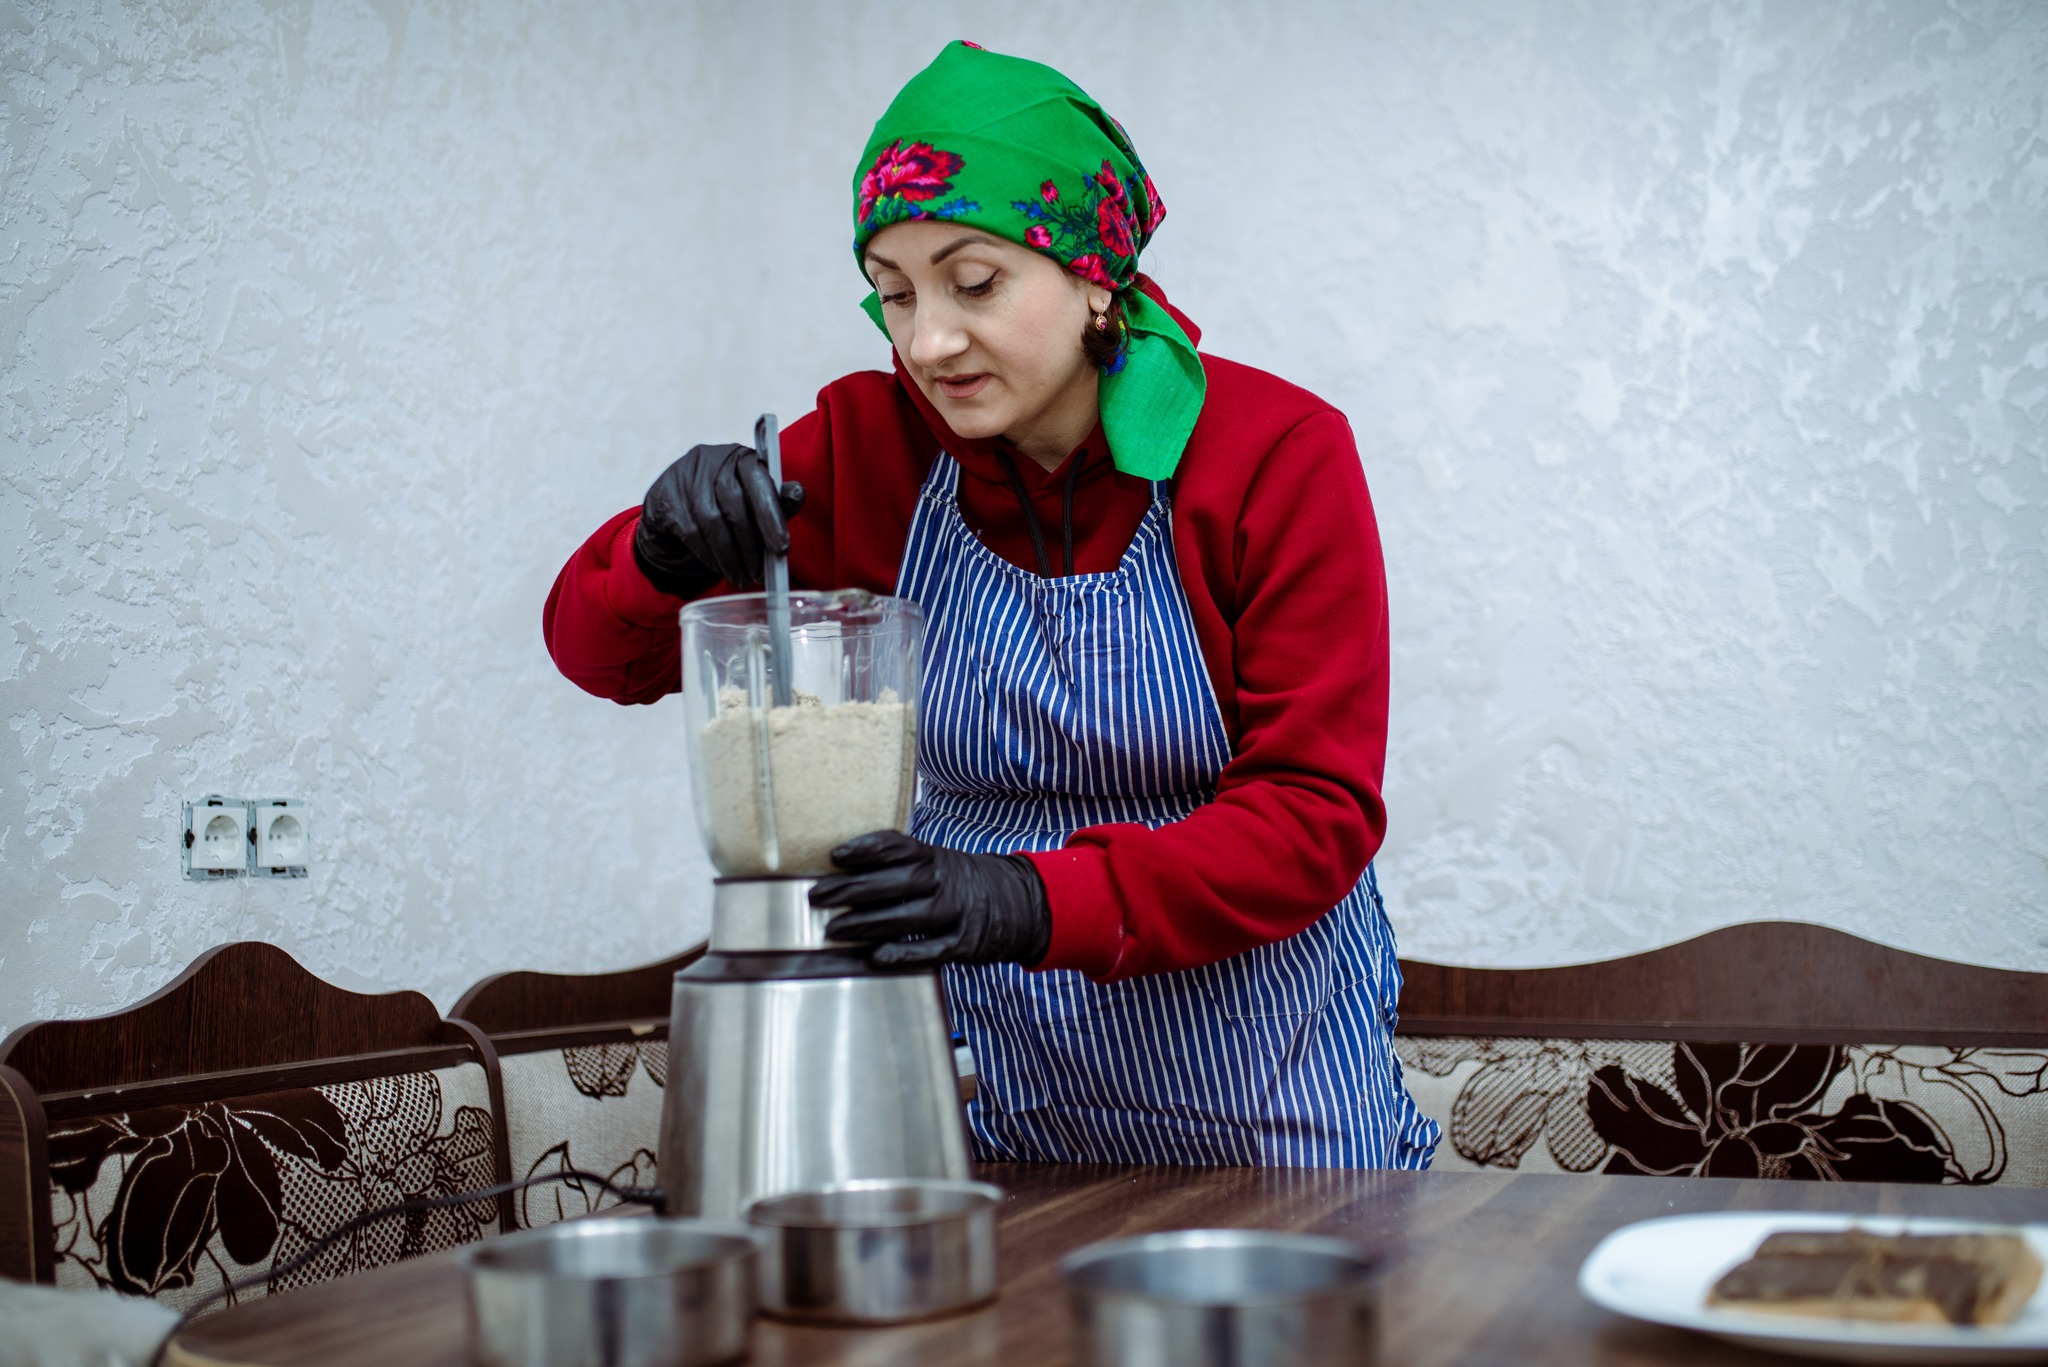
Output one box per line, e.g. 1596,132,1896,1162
450,945,705,1038
442,1019,515,1235
0,1063,52,1283
1397,921,2048,1046
484,1021,669,1057
1396,1017,2048,1047
34,1047,483,1125
0,943,452,1093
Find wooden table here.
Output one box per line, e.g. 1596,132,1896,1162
168,1165,2046,1366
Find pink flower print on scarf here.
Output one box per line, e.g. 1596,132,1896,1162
1067,253,1116,289
1096,197,1135,259
858,140,967,230
1140,173,1166,234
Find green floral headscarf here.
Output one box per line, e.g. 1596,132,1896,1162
852,41,1205,481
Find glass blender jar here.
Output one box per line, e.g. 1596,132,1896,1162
679,589,921,879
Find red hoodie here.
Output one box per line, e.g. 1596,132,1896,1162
543,282,1391,983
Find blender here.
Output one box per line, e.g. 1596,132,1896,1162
658,584,972,1220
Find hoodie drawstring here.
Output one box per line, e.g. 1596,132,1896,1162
1060,454,1080,577
991,448,1083,579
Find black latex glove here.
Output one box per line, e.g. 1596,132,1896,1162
811,831,1053,969
631,442,806,596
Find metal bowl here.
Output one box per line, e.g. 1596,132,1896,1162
463,1216,757,1367
746,1178,1002,1324
1060,1229,1379,1367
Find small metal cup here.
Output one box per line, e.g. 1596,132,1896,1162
1060,1229,1379,1367
463,1217,757,1367
746,1178,1002,1324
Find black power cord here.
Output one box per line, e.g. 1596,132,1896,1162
147,1168,666,1366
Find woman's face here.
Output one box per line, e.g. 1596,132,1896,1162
864,223,1110,459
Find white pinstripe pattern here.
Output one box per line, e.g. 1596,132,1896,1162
896,455,1441,1168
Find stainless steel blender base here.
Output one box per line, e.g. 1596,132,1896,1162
706,876,845,951
659,877,973,1220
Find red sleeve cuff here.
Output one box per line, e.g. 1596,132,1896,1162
603,513,688,627
1020,845,1124,980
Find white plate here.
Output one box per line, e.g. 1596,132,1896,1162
1577,1212,2048,1364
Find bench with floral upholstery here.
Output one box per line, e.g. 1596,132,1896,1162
0,943,512,1311
1394,922,2048,1186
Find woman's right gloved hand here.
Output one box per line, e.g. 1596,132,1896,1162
631,443,806,597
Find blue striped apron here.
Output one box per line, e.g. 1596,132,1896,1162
895,453,1440,1168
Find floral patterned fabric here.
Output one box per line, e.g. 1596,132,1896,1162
499,1040,665,1229
1396,1037,2048,1186
1011,164,1162,302
47,1064,500,1311
856,140,974,239
849,41,1204,482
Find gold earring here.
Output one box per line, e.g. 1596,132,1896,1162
1094,312,1108,331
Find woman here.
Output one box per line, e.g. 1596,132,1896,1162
545,42,1439,1169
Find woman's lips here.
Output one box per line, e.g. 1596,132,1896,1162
934,373,991,400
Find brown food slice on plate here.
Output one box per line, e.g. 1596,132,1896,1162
1707,1228,2043,1327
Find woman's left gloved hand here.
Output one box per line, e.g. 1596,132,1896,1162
810,831,1052,968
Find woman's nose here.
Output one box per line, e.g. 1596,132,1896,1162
908,305,968,370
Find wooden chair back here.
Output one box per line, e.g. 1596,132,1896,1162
0,1062,48,1283
451,945,706,1051
450,946,704,1229
1398,920,2048,1045
0,942,512,1305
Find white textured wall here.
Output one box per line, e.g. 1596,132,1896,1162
5,1,2044,1035
2,0,729,1036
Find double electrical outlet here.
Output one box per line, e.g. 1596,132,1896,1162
182,796,309,880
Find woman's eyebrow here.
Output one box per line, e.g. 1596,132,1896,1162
866,234,992,276
929,235,985,264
